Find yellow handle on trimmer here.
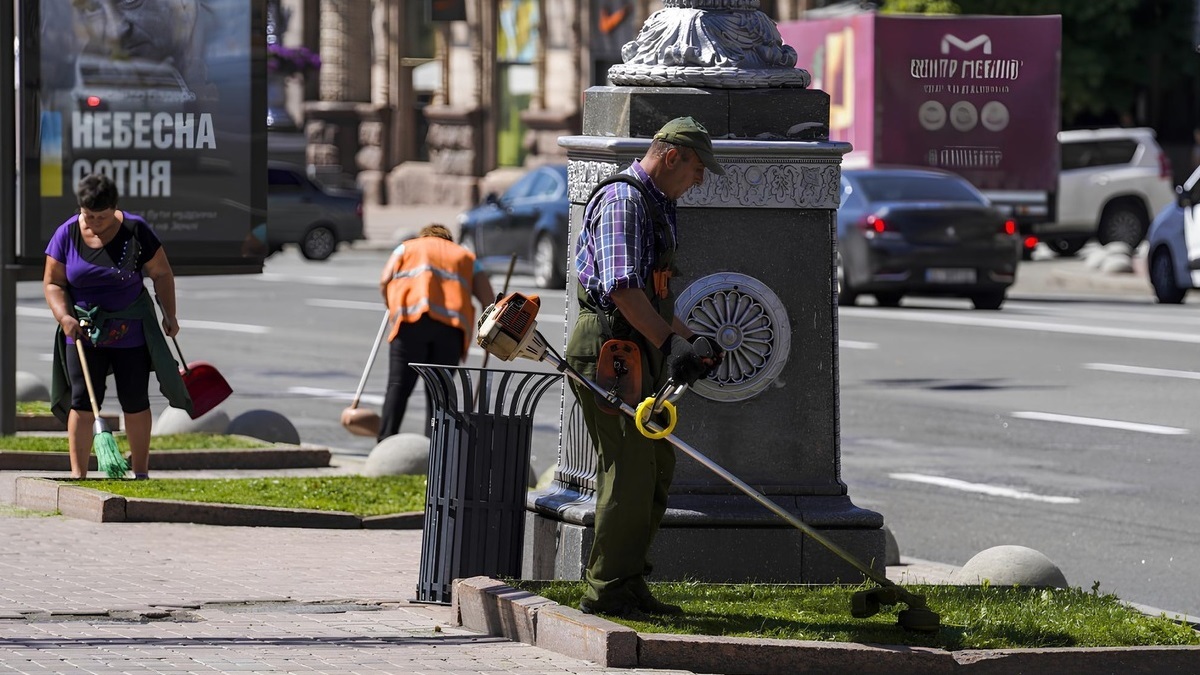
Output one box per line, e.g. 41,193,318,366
634,397,677,439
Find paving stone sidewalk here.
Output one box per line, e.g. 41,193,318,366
0,510,692,675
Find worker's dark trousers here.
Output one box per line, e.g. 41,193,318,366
377,316,463,441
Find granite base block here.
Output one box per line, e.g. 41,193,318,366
523,515,884,584
14,476,61,513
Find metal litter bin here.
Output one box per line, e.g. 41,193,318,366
409,364,561,604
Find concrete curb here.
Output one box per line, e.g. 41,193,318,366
451,576,1200,675
0,445,332,471
12,476,424,529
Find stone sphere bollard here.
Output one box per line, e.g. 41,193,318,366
363,433,430,476
154,406,230,435
15,372,49,402
951,545,1068,588
882,525,901,566
226,410,301,445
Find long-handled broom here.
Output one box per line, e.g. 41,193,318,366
75,339,129,479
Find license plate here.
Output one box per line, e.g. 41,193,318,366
926,268,976,283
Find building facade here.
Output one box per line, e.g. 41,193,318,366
277,0,820,208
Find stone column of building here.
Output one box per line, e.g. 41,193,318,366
304,0,372,182
524,0,884,585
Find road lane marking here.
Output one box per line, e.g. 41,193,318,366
1085,362,1200,381
17,307,270,334
287,386,384,405
259,272,361,287
306,298,387,312
890,472,1080,504
1011,411,1189,435
841,307,1200,344
839,340,879,350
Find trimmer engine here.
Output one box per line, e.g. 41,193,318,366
477,292,549,362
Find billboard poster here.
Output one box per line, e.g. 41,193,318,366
875,15,1061,191
21,0,266,271
778,15,876,168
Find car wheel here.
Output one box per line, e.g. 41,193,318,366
874,292,902,308
1047,235,1088,257
1150,249,1187,304
533,233,565,289
300,225,337,261
971,291,1005,310
1096,203,1147,248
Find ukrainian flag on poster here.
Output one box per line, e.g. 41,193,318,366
40,111,63,197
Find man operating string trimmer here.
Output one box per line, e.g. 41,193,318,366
566,117,726,620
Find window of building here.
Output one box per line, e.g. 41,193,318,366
496,0,538,167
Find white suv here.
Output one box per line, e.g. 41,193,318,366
1037,127,1175,255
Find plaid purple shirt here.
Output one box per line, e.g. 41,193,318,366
575,161,678,311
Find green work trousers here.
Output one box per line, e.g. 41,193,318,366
567,311,675,609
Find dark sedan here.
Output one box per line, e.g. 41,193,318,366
837,168,1021,310
457,164,568,288
267,161,364,261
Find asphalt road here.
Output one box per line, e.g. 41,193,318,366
12,246,1200,618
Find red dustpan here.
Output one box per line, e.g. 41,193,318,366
168,334,233,419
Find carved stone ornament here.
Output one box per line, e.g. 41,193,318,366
609,0,810,89
675,273,790,402
567,159,841,209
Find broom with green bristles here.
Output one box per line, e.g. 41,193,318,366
74,338,129,479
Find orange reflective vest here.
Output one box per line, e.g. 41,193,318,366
385,236,476,355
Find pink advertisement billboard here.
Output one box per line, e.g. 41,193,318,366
875,15,1061,191
778,15,876,168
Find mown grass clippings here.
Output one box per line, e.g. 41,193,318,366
0,504,56,518
0,433,273,453
74,475,428,517
515,580,1200,650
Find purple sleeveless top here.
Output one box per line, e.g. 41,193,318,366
45,213,162,348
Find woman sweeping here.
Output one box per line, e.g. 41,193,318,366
44,174,193,479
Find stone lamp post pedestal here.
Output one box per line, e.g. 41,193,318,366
523,0,884,584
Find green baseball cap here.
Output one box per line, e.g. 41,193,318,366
653,116,725,176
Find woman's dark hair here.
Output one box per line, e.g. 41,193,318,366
75,174,119,211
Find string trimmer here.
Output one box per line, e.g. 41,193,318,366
477,292,940,632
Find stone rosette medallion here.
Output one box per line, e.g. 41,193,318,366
609,0,810,89
675,272,790,402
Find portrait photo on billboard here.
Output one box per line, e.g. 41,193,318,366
25,0,266,270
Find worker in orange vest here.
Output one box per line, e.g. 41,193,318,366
377,223,495,441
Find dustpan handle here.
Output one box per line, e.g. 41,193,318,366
155,295,190,374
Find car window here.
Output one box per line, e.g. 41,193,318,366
502,170,542,201
528,170,563,198
854,175,984,203
1061,139,1137,170
268,168,306,194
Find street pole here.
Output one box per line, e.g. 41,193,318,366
0,4,17,435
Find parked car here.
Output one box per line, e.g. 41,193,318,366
1146,163,1200,304
837,167,1021,310
1038,127,1175,255
457,164,568,288
267,161,364,260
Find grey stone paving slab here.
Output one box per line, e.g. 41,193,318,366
0,511,695,674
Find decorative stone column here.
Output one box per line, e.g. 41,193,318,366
304,0,372,177
523,0,884,585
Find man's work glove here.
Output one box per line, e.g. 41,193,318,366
661,334,708,386
689,334,724,377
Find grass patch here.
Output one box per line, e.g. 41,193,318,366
76,475,428,516
16,401,51,414
516,580,1200,650
0,433,273,453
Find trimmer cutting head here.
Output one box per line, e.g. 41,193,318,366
477,293,549,362
851,587,941,632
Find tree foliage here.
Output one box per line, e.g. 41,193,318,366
879,0,1199,131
